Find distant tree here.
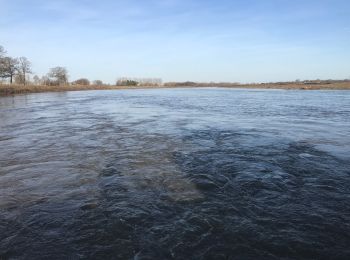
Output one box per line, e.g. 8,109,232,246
0,57,19,84
14,74,23,85
0,45,5,58
93,80,103,85
116,77,162,86
125,80,138,86
48,67,68,86
18,57,32,85
41,75,51,86
33,75,40,85
116,79,138,86
73,78,90,85
0,46,8,79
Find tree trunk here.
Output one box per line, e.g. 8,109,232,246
10,74,13,84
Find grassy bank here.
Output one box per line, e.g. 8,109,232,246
1,82,350,96
0,84,132,96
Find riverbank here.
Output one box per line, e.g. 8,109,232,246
1,82,350,96
0,84,128,96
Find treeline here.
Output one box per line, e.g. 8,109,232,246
0,45,104,86
116,77,162,86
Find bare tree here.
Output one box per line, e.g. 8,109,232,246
18,57,32,85
33,75,40,85
41,75,51,86
1,57,19,84
48,67,68,86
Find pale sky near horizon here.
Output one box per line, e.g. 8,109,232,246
1,0,349,83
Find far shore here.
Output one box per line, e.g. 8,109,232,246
1,82,350,96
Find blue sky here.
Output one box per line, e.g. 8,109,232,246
1,0,349,83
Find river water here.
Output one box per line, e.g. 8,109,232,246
0,88,349,259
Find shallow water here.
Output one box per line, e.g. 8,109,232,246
0,88,350,259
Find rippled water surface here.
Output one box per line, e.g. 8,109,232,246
1,88,350,259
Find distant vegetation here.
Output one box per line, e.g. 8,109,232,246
116,77,162,87
1,44,350,96
118,80,139,86
0,45,104,87
1,45,165,88
72,78,90,86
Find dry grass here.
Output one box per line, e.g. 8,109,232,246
1,82,350,96
0,84,125,96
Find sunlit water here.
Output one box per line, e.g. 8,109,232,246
0,88,350,259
